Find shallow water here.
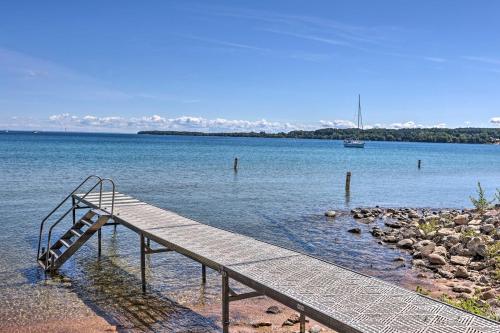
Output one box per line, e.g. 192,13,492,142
1,132,499,331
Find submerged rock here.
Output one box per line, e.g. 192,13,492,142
348,227,361,234
324,210,337,218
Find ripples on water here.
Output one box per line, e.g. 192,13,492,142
1,132,499,331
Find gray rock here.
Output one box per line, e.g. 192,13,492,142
266,305,281,314
443,234,460,247
252,321,272,327
481,290,496,300
466,237,486,257
469,219,482,226
433,246,448,258
480,224,495,234
450,256,469,266
428,253,447,265
449,243,464,256
413,259,426,267
437,228,455,236
397,239,414,249
454,214,469,225
385,220,403,228
454,266,469,278
452,285,473,294
371,227,384,237
437,268,454,279
382,235,398,243
348,227,361,234
309,325,323,333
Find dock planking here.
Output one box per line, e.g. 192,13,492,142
74,191,500,333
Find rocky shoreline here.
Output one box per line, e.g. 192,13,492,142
347,205,500,320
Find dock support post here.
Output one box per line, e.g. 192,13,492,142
97,229,102,257
222,271,229,333
233,157,238,172
140,233,146,293
299,313,306,333
202,264,206,284
345,171,351,192
418,159,421,169
72,197,76,225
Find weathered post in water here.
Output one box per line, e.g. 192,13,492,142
233,157,238,172
418,159,421,169
345,171,351,192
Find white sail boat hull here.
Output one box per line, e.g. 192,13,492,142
343,140,365,148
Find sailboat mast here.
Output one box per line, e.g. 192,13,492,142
357,94,362,130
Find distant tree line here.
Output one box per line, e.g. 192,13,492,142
138,128,500,144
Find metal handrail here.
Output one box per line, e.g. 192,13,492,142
38,176,116,269
100,178,116,216
36,175,102,259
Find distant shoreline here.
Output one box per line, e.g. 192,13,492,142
138,128,500,144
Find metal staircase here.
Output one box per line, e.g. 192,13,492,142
37,175,116,271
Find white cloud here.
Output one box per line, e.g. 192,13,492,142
43,114,453,133
462,56,500,65
47,113,310,133
423,57,447,63
386,121,446,129
319,119,356,129
491,117,500,125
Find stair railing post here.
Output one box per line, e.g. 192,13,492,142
222,271,229,333
72,197,76,225
140,233,146,293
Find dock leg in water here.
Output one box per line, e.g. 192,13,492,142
222,271,229,333
202,264,206,284
345,171,352,193
140,234,146,293
97,229,102,257
300,313,306,333
233,157,238,172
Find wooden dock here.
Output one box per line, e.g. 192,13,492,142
71,191,498,333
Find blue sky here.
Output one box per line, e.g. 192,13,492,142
1,1,500,132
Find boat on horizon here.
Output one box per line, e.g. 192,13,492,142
344,94,365,148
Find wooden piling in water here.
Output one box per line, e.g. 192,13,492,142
418,159,421,169
233,157,238,172
345,172,351,192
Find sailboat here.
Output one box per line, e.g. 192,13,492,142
343,95,365,148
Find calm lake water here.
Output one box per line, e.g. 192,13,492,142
1,131,499,331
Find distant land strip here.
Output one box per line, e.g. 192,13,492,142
138,128,500,144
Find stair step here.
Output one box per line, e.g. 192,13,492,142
49,248,63,258
70,229,83,238
81,219,93,227
60,238,74,248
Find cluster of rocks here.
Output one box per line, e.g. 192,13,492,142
350,206,500,312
